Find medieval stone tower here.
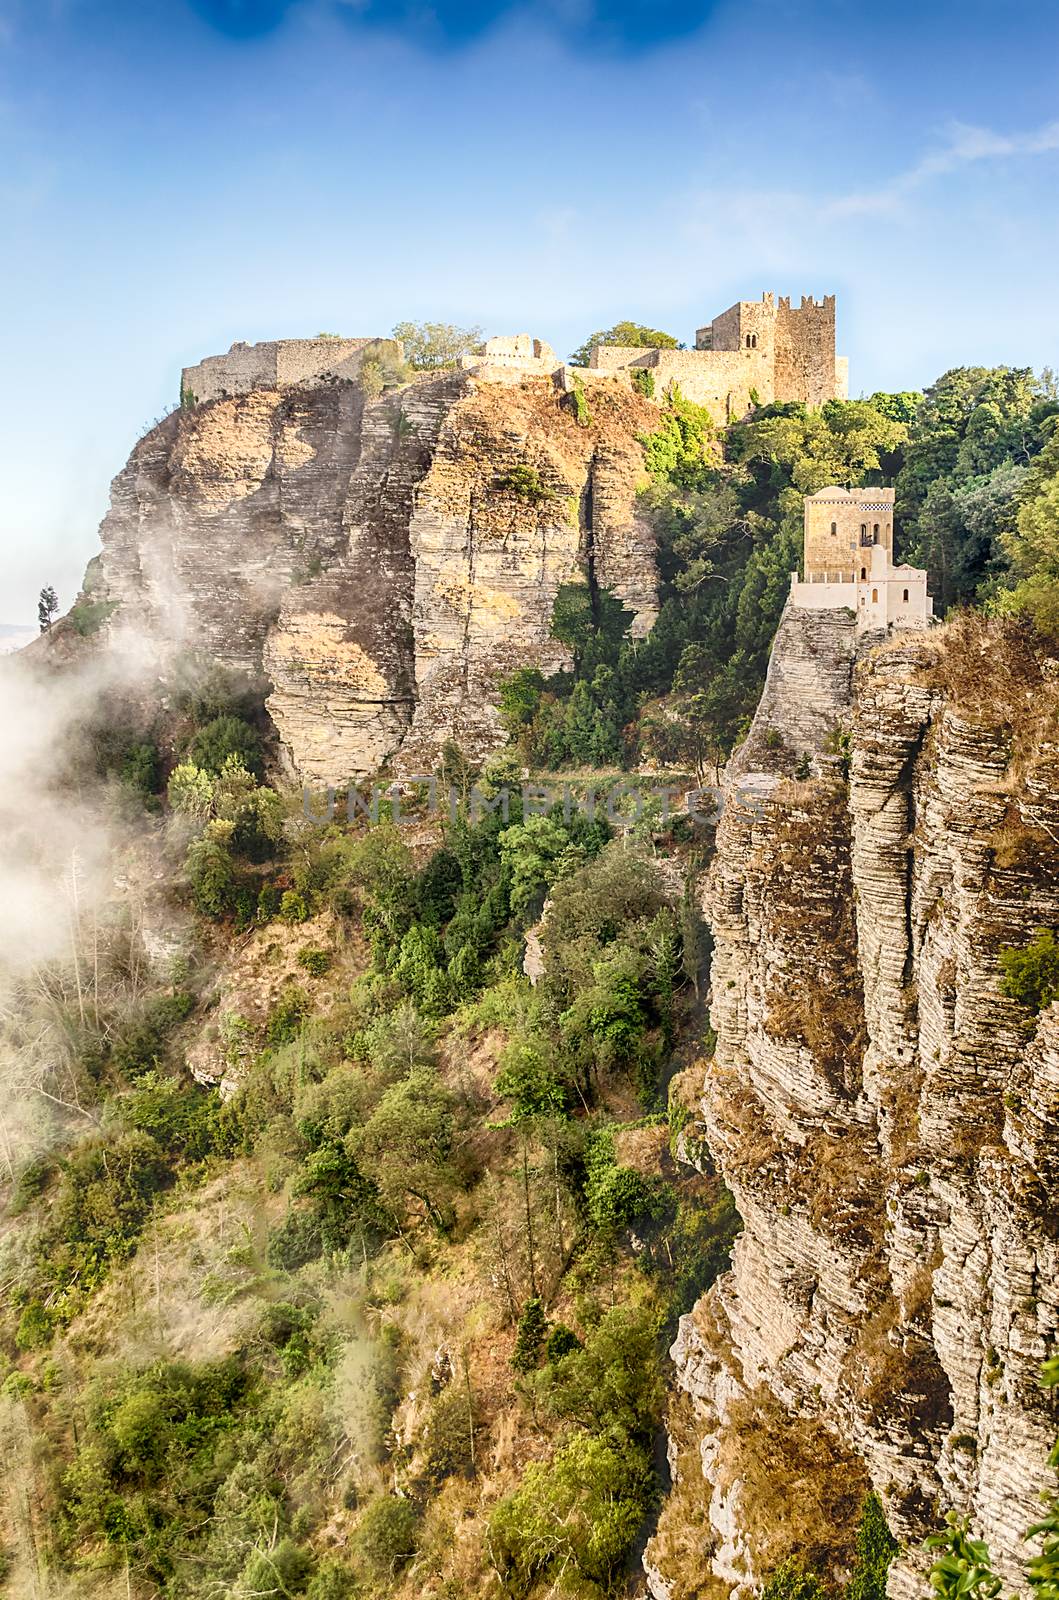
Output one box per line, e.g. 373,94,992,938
695,293,847,409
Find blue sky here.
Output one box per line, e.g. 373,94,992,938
1,0,1058,622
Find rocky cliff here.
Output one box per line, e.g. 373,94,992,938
91,370,659,780
647,609,1059,1598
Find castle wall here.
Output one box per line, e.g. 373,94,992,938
589,343,774,424
182,337,387,404
650,348,772,422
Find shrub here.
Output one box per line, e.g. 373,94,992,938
69,598,117,636
570,380,592,427
16,1300,54,1351
353,1495,420,1580
545,1324,581,1362
280,890,310,925
120,1072,224,1163
239,1539,314,1595
257,884,282,922
999,930,1059,1014
297,947,332,978
538,1304,663,1440
186,827,239,919
761,1560,828,1600
498,666,546,736
488,1431,655,1595
120,741,160,798
267,1209,324,1271
584,1130,670,1234
267,987,312,1045
495,464,552,503
419,1383,476,1486
188,715,264,778
632,368,655,398
495,1037,568,1122
306,1559,358,1599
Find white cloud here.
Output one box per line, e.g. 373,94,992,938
828,117,1059,217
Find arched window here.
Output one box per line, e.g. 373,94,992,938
873,523,880,542
872,588,878,603
745,334,752,349
860,567,866,580
902,588,909,603
751,334,758,349
830,521,837,535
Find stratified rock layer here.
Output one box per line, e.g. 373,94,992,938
94,372,659,780
648,612,1059,1599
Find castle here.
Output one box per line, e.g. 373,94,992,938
179,291,847,427
587,292,847,420
790,486,932,632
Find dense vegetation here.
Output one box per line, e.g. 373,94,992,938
1,665,739,1597
501,368,1059,777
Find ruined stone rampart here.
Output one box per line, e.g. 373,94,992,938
181,337,397,404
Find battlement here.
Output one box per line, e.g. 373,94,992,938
181,336,401,405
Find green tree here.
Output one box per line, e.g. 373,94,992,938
353,1066,459,1230
489,1430,656,1595
999,929,1059,1014
848,1493,898,1600
188,714,264,779
569,320,679,368
37,584,59,631
511,1296,548,1373
392,319,483,370
999,429,1059,632
897,367,1057,610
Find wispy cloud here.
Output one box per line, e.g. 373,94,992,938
828,117,1059,217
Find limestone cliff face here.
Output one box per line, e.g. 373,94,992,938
94,371,659,780
648,610,1059,1599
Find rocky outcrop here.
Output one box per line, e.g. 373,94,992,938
91,369,659,781
648,612,1059,1598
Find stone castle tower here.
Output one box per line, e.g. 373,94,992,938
790,486,932,633
588,291,847,423
695,292,848,409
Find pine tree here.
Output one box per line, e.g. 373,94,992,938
511,1297,547,1373
37,585,58,631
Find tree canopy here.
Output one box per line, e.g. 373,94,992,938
569,320,679,367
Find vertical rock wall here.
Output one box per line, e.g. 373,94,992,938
649,613,1059,1599
91,371,660,781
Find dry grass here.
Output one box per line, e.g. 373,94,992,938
715,1384,869,1588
